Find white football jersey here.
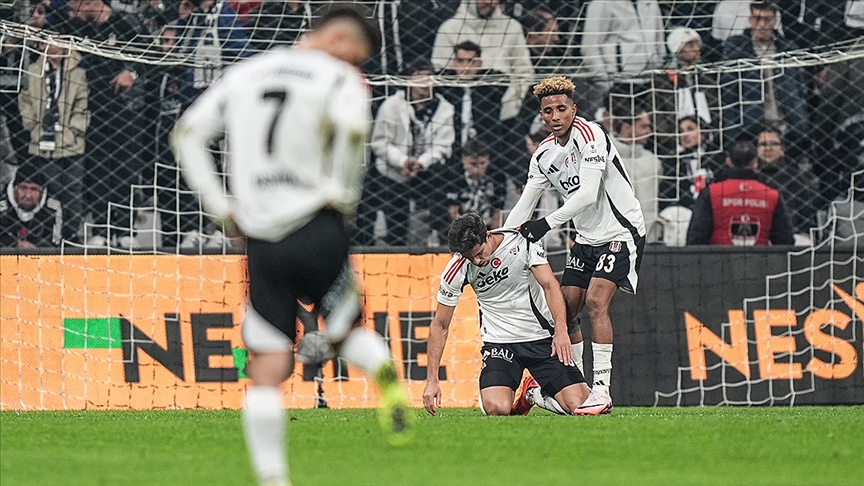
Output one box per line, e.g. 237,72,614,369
514,116,646,246
173,47,371,241
437,230,556,344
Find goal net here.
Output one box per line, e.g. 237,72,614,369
1,0,862,409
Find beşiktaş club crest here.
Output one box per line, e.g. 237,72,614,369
510,246,519,255
609,241,622,253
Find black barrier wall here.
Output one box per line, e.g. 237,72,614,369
547,247,864,406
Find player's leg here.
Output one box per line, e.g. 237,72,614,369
479,386,517,416
574,237,643,415
242,239,301,486
562,285,587,375
524,338,589,415
562,244,594,375
297,210,411,445
478,343,525,415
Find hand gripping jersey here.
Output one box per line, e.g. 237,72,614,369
507,116,646,246
437,230,556,344
173,47,371,241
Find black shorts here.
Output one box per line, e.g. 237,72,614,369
479,338,586,398
561,236,645,294
246,209,349,343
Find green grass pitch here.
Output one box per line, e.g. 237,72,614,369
2,406,862,485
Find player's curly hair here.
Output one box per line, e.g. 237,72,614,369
448,212,488,256
533,76,575,101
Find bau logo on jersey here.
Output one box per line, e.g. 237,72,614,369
559,175,580,193
485,347,514,363
475,267,509,292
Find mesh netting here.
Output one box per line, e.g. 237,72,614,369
1,0,862,251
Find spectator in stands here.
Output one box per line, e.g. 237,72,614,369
17,37,89,243
519,8,567,75
368,58,455,246
721,1,810,155
432,137,507,241
686,139,795,246
665,1,720,60
57,0,145,248
653,27,722,157
431,0,534,120
755,127,818,239
175,0,252,95
438,41,507,159
712,0,783,43
370,0,459,78
660,116,722,211
0,163,62,248
816,39,864,202
578,0,665,92
611,100,662,243
142,24,202,249
245,0,312,52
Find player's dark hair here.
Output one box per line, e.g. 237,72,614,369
314,4,382,55
462,138,491,158
453,41,482,57
728,140,759,168
749,1,778,13
448,213,488,256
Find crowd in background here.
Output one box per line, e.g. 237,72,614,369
1,0,863,250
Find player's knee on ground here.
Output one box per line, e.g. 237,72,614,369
478,393,514,416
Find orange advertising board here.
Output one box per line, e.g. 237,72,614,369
0,253,482,410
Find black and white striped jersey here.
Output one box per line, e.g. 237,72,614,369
505,116,646,246
172,47,371,241
437,230,556,344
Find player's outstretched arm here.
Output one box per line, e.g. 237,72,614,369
530,263,573,366
544,165,603,229
423,303,456,416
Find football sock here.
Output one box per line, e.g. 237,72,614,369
571,341,584,375
527,388,568,415
591,342,613,396
243,386,287,486
339,328,390,375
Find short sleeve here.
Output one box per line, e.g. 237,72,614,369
437,255,467,306
526,240,548,267
579,124,608,171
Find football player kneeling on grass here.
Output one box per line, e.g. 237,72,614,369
422,212,593,416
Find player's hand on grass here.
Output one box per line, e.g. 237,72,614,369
422,381,442,416
519,218,551,242
551,331,573,366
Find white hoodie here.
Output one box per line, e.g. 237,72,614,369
431,0,534,119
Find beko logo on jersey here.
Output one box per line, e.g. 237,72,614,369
475,267,509,291
559,175,580,193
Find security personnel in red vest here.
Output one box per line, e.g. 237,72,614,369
686,140,794,246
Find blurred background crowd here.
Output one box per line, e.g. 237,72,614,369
1,0,862,251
